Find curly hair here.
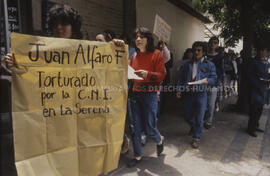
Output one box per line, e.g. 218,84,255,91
103,29,115,40
192,41,208,54
48,4,83,39
134,27,155,53
95,32,112,42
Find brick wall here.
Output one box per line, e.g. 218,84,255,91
32,0,124,40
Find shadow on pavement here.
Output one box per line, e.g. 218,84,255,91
112,155,183,176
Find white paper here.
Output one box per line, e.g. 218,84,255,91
153,14,171,43
188,78,207,85
128,65,143,80
260,78,270,82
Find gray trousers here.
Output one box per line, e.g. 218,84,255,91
205,87,218,125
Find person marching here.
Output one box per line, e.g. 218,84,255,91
177,41,217,148
204,36,224,129
247,46,270,137
128,27,165,167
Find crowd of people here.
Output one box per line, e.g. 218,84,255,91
2,3,270,171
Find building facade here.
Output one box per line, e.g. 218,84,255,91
31,0,124,39
0,0,210,111
136,0,210,84
1,1,210,174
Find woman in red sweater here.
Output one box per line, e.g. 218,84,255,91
128,27,165,167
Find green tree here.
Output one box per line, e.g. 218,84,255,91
195,0,270,56
194,0,270,112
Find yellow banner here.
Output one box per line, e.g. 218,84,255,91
11,33,128,176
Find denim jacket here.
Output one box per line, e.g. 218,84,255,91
178,57,217,93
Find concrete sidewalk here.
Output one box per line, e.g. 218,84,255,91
107,96,270,176
1,95,270,176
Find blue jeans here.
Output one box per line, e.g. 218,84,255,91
127,98,135,134
129,92,162,157
183,92,207,140
205,87,218,125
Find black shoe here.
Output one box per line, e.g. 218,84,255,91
204,123,212,129
157,138,164,156
191,140,200,149
256,128,264,133
188,127,194,136
247,131,257,137
127,158,142,168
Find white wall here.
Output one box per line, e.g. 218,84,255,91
136,0,207,84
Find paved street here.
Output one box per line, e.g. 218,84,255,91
1,95,270,176
108,96,270,176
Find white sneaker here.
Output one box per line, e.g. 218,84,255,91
215,102,220,112
141,134,147,146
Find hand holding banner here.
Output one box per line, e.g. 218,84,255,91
11,33,128,176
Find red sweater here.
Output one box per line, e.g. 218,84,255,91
130,49,165,92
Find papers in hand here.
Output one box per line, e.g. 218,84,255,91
260,78,270,82
188,78,207,85
128,65,143,80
